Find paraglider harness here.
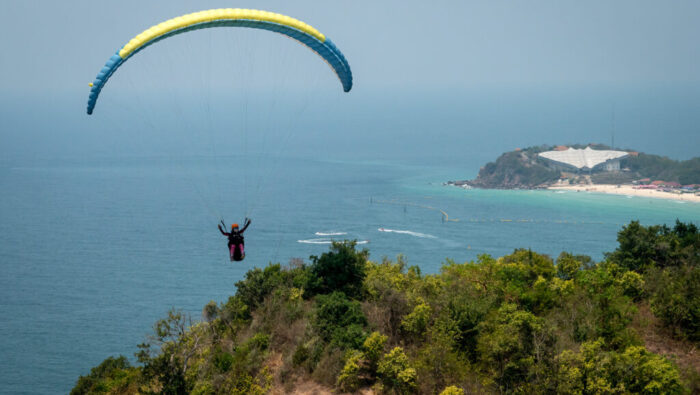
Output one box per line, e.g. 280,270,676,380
218,218,250,261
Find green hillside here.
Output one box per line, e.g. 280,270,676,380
72,221,700,394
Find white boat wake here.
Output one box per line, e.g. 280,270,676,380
314,231,348,236
377,228,437,239
298,238,368,245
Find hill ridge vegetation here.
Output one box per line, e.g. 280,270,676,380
72,221,700,394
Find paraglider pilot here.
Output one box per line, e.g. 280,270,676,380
218,218,251,261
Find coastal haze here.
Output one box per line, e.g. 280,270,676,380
1,1,700,393
2,1,700,163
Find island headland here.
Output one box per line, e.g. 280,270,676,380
448,144,700,202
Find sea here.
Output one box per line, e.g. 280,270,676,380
0,154,698,393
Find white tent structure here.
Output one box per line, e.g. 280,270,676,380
538,147,629,172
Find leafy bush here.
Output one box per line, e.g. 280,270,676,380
573,262,638,347
307,241,368,298
476,303,555,393
313,291,368,349
213,349,234,373
400,302,431,340
556,252,592,279
439,385,465,395
71,356,138,395
555,339,683,394
363,331,388,370
377,347,418,394
497,249,557,313
447,293,493,360
414,322,471,394
618,270,645,300
650,265,700,340
337,350,364,392
218,367,272,395
234,263,287,309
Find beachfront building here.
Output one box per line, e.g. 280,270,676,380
538,147,629,173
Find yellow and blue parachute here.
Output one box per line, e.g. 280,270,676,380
86,8,352,114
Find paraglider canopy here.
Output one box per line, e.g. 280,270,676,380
86,8,353,114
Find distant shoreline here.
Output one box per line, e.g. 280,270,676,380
547,184,700,203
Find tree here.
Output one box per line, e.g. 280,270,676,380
607,220,699,272
313,291,368,349
476,303,555,393
556,252,592,279
400,302,431,340
71,356,138,395
497,249,557,313
573,263,638,347
234,264,286,309
307,241,369,298
650,265,700,340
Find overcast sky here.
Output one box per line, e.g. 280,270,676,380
1,1,699,162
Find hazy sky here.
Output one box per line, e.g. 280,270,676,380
1,1,699,163
2,1,700,92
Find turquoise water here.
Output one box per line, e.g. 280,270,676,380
0,156,698,393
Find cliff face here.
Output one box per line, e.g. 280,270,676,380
469,148,559,188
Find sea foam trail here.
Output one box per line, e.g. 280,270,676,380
314,231,348,236
298,238,368,245
377,228,437,239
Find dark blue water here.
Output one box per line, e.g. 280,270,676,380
1,155,698,393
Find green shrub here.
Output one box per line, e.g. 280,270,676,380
497,249,557,313
220,295,251,327
213,349,234,373
247,333,270,351
202,300,219,322
307,241,368,298
574,262,638,347
313,291,368,349
363,331,388,370
555,339,683,394
234,264,287,309
618,270,645,300
219,367,272,395
650,265,700,340
476,303,555,393
292,343,310,367
400,302,431,340
439,385,465,395
556,252,592,280
377,347,418,394
71,356,138,395
337,350,364,392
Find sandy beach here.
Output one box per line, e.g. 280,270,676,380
548,184,700,203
